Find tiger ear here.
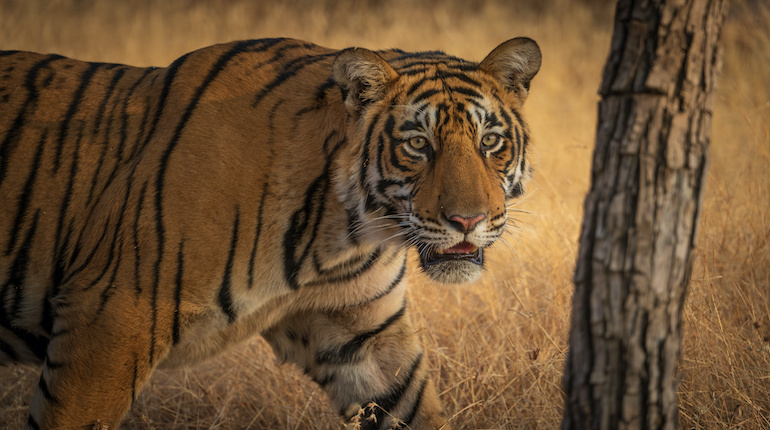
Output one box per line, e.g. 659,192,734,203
333,48,399,117
479,37,541,102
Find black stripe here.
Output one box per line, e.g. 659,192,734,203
389,137,415,173
145,49,194,366
133,183,148,297
411,88,441,105
486,110,503,128
311,249,369,277
489,212,506,223
2,209,40,321
513,126,522,152
447,85,484,100
359,111,382,192
315,76,336,101
401,377,428,426
316,299,407,365
375,122,390,184
331,256,406,311
91,234,124,319
56,198,114,289
4,129,46,256
118,69,154,162
377,178,409,195
434,102,448,128
322,130,342,155
508,181,525,199
0,54,63,188
364,192,378,213
398,61,477,76
90,66,127,137
283,185,327,290
282,133,345,289
348,260,406,309
53,62,103,172
388,51,459,63
172,239,185,343
362,351,424,429
382,114,396,137
219,209,240,323
509,108,530,162
399,119,422,133
295,77,336,116
500,126,522,175
488,139,508,159
129,78,154,160
405,76,432,97
130,356,139,403
248,183,269,289
437,71,481,87
465,97,486,113
498,106,514,137
81,218,122,292
465,109,478,133
37,373,58,404
509,106,524,129
86,67,128,202
345,207,361,246
0,339,18,361
79,141,143,295
252,49,336,108
307,248,381,287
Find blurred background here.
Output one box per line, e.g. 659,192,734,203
1,0,768,428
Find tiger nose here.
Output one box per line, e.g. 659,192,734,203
447,213,486,233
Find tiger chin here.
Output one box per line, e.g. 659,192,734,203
0,37,540,429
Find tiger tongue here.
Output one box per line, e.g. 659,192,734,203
440,241,477,254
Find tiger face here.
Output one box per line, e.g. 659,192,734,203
334,38,541,283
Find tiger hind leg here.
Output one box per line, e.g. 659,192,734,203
26,284,162,430
263,294,451,430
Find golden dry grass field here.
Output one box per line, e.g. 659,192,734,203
1,0,768,428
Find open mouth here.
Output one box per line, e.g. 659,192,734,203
420,241,483,266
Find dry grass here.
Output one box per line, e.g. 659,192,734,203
0,0,768,428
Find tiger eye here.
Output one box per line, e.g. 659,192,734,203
481,133,500,148
409,136,427,150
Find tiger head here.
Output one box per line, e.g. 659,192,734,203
333,38,541,284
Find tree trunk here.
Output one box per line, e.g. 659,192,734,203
561,1,727,429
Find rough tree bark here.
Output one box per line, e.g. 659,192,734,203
561,1,727,429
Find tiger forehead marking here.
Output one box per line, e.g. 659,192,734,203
0,37,540,429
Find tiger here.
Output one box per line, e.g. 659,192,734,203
0,36,540,429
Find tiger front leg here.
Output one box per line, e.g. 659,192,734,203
263,294,451,430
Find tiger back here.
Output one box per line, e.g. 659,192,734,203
0,38,540,429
